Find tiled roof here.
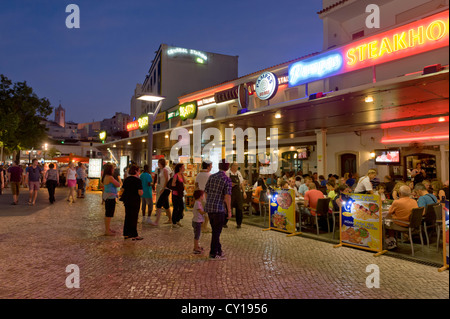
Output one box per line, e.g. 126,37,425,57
317,0,350,15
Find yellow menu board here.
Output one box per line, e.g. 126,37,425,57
337,193,386,255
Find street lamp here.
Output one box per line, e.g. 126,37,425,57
42,143,48,163
137,93,166,164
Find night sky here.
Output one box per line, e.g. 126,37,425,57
0,0,323,124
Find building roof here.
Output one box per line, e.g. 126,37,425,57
178,51,320,100
317,0,350,15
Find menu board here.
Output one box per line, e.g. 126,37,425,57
444,200,449,268
88,158,102,179
269,189,296,234
119,156,129,180
339,193,383,253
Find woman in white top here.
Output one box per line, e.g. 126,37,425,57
65,162,78,203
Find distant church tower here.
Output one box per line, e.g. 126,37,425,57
55,104,65,128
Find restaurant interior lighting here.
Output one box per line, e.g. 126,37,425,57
113,144,117,148
165,134,169,138
370,151,376,158
275,113,281,119
438,117,446,122
142,139,146,143
205,115,215,123
127,141,131,145
189,129,193,134
137,94,166,102
381,134,449,143
365,96,374,103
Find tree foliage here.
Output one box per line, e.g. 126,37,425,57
0,74,53,153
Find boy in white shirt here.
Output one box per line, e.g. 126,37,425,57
192,190,206,254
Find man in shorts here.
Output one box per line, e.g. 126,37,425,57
7,160,23,205
26,158,43,206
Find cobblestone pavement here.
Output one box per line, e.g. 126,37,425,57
0,187,448,299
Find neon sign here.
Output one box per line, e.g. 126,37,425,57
127,121,139,131
99,131,107,141
288,10,449,86
289,53,343,86
167,47,208,63
179,102,198,121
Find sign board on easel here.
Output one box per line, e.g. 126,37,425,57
263,189,301,237
439,200,449,272
334,193,387,257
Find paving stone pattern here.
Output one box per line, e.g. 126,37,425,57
0,188,448,299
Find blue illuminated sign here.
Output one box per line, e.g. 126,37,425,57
288,53,343,87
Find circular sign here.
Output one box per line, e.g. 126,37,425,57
255,72,278,100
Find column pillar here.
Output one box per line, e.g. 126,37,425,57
315,129,327,177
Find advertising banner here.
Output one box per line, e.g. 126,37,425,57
119,156,129,180
267,189,299,235
338,193,384,254
440,200,449,272
88,158,102,179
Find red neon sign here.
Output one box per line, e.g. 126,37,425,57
380,116,449,129
126,121,139,131
343,10,449,73
381,134,449,143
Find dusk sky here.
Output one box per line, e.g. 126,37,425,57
0,0,324,124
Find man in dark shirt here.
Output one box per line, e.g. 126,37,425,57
7,160,23,205
204,159,232,261
26,158,43,205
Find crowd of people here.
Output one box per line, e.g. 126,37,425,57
0,159,89,205
2,157,449,257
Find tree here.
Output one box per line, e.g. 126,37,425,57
0,74,53,158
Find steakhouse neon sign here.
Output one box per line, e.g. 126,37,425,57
289,10,449,86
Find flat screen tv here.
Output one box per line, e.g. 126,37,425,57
298,148,309,159
374,149,400,165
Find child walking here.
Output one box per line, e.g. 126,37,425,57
192,190,206,254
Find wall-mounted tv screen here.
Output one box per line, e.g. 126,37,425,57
298,148,309,159
374,149,400,165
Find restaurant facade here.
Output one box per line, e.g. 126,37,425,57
102,2,449,187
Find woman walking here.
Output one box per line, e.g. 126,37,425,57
171,163,186,228
66,162,78,203
102,163,121,236
140,164,153,223
121,164,144,240
45,163,59,204
150,159,172,226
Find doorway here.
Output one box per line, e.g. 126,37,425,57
340,153,357,177
404,153,437,181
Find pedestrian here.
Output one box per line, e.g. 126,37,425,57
26,158,43,206
44,163,59,204
192,190,206,254
0,165,4,195
76,162,86,198
150,158,172,226
204,159,232,261
65,162,78,203
195,161,212,233
170,163,186,228
225,162,247,229
121,164,144,240
140,164,153,223
102,163,121,236
7,160,23,205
